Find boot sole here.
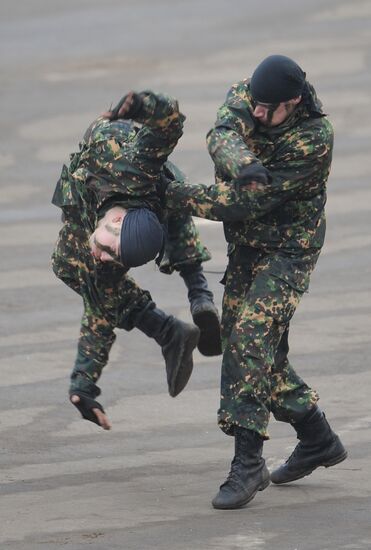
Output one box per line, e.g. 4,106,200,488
271,450,348,485
169,326,200,397
192,309,222,357
212,477,270,510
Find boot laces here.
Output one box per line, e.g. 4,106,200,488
222,458,244,490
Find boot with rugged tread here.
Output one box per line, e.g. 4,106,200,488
212,427,270,510
271,407,347,484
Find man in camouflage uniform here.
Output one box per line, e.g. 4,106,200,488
163,56,347,509
51,90,221,430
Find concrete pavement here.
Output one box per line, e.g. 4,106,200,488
0,1,370,548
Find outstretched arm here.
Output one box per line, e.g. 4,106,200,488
165,122,333,223
69,309,116,430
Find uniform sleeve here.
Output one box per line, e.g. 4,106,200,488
73,91,185,210
166,120,333,222
124,90,185,176
206,80,258,180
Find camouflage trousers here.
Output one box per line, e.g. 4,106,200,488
219,245,320,439
51,210,210,395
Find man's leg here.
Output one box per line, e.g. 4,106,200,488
132,302,199,397
108,265,199,398
70,264,200,405
179,262,221,356
159,211,221,356
213,248,325,508
270,328,347,484
53,223,199,409
212,248,272,509
270,328,319,422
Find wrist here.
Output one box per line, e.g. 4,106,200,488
70,371,101,398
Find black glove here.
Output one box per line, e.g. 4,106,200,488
236,163,271,186
69,390,105,426
109,92,143,121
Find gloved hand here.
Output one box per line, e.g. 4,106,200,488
236,163,271,186
69,391,111,430
103,91,143,121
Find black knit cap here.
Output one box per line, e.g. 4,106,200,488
250,55,306,103
120,208,165,268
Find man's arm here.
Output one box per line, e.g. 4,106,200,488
99,90,185,177
165,122,333,222
130,91,185,174
207,80,259,181
69,311,116,430
76,91,185,211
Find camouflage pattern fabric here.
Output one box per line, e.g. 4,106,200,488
52,91,185,224
165,80,333,437
52,214,153,397
166,80,333,253
51,91,209,396
219,246,319,438
159,161,211,274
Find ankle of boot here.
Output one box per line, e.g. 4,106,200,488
134,305,172,343
189,291,215,308
295,407,335,445
179,265,214,303
234,427,264,462
153,315,175,347
291,405,321,426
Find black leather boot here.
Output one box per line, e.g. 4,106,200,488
179,264,222,356
270,406,347,484
135,305,200,397
212,427,270,509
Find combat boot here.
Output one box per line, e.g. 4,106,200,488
134,305,200,397
179,264,222,356
271,406,347,484
212,427,270,509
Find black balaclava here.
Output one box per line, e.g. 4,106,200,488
120,208,165,268
250,55,306,103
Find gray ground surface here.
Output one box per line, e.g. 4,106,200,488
0,1,370,548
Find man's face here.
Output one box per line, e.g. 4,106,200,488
89,207,125,263
252,96,301,127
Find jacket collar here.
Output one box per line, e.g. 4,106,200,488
247,80,325,137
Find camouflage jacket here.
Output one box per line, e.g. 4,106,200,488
166,80,333,253
52,91,185,232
